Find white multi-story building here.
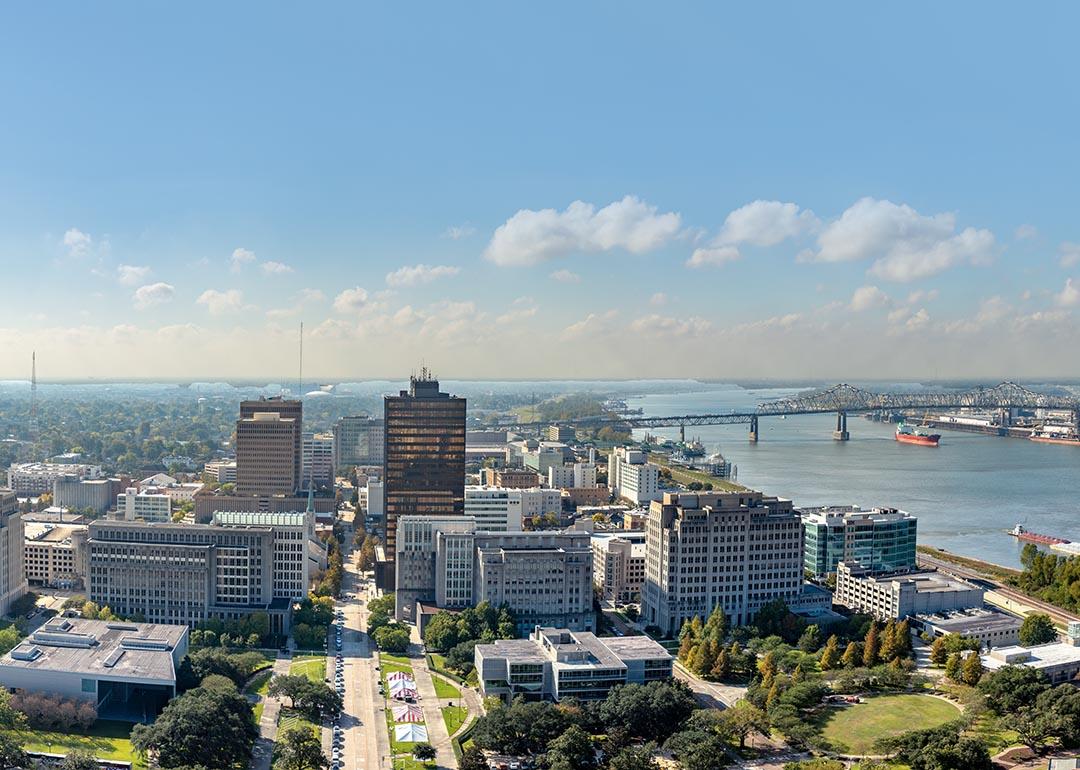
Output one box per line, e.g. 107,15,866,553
395,516,594,633
204,460,237,484
548,462,598,490
642,490,804,635
592,531,646,603
7,463,102,497
475,627,672,703
607,447,660,504
0,491,26,615
116,487,172,523
333,416,384,467
508,441,571,476
24,523,85,589
360,479,384,519
833,561,984,620
464,486,560,531
213,511,322,602
302,432,335,489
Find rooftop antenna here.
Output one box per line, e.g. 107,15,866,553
29,352,37,444
298,321,304,399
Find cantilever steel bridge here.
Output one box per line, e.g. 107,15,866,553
504,381,1080,441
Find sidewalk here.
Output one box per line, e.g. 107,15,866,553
410,645,457,770
249,651,293,770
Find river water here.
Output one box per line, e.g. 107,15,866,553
627,384,1080,569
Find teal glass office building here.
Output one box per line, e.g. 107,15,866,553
801,506,917,579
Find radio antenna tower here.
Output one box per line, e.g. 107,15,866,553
298,322,304,399
29,352,38,443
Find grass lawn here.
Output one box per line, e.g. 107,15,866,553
442,705,467,736
381,653,413,666
392,758,434,770
432,675,460,700
290,655,327,683
384,705,423,753
244,668,274,697
12,720,143,767
278,708,319,738
253,700,265,725
817,694,962,755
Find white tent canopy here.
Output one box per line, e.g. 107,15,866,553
387,671,412,682
394,724,429,743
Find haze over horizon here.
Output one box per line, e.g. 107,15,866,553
3,3,1079,380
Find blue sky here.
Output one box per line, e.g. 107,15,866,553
1,3,1078,380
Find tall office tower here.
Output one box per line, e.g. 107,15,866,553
0,490,25,615
235,412,300,496
239,397,302,491
333,416,385,467
301,432,335,489
381,373,466,588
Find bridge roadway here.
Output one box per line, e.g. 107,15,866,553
500,381,1080,438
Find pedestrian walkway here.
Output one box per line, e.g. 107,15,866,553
409,646,457,770
249,651,293,770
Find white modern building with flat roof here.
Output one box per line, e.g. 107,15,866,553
607,448,660,505
117,487,172,523
25,523,85,589
982,640,1080,684
475,626,672,702
0,618,188,714
548,463,597,490
7,463,102,496
302,432,335,489
592,531,646,603
464,486,561,531
834,562,984,620
213,510,323,602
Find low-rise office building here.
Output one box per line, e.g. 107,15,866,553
116,487,172,523
7,463,102,497
800,505,917,579
0,618,188,716
607,448,661,505
475,626,672,702
982,640,1080,683
642,490,804,635
592,531,646,603
916,608,1023,649
480,468,541,489
24,523,85,589
834,562,984,620
204,460,237,484
54,476,120,516
548,463,597,490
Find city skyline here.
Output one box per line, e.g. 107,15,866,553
3,4,1080,379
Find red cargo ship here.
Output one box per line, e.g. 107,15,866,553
895,423,940,446
1009,524,1067,546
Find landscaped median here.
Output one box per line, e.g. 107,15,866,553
378,653,434,770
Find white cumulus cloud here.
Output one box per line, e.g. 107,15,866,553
550,269,581,284
807,197,995,282
686,245,740,269
63,228,93,257
261,261,294,275
117,265,151,286
1056,277,1080,307
717,200,819,247
849,285,889,312
197,288,247,315
385,264,461,287
484,195,681,266
133,282,175,310
230,247,256,272
442,224,476,240
333,287,370,314
1059,242,1080,268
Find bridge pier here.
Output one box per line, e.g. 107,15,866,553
748,415,758,443
832,410,850,441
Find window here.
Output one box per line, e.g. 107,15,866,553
81,678,96,693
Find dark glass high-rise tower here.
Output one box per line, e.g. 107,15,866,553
381,373,466,586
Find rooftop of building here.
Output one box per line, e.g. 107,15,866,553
213,511,312,527
846,565,984,596
9,462,101,473
475,637,549,664
21,508,89,525
983,641,1080,670
0,618,186,683
799,505,914,524
918,608,1023,634
601,635,673,661
25,522,85,543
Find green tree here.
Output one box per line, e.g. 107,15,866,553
819,635,840,671
710,648,731,680
411,743,436,762
275,726,327,770
930,636,949,666
607,743,658,770
797,624,822,653
841,641,861,668
0,733,26,770
719,700,768,749
374,624,410,653
460,746,489,770
59,749,99,770
545,725,593,770
131,684,257,769
1019,613,1057,646
944,652,962,682
423,613,460,652
862,624,881,667
977,665,1051,715
961,651,984,686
